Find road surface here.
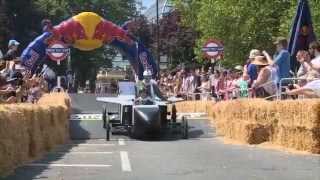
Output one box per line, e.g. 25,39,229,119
4,119,320,180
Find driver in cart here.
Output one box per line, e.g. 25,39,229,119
136,70,166,104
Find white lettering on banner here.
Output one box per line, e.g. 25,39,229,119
139,52,153,74
25,49,39,68
139,52,148,66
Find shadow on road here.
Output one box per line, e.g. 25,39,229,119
117,119,216,142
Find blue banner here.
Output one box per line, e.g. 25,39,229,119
110,39,158,80
137,42,158,79
288,0,317,71
21,32,52,72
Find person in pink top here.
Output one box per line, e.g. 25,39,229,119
215,71,227,100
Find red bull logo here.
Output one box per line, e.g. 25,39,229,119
50,12,133,51
22,11,157,80
93,20,133,45
54,19,87,44
93,20,114,43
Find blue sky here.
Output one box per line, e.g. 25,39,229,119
142,0,154,9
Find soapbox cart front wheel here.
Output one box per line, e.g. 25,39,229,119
102,106,111,141
181,116,189,139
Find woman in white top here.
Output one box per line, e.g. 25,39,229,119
198,75,211,100
251,56,277,98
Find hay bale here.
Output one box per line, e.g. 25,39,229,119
212,99,320,154
0,105,30,176
275,100,320,129
25,105,45,158
272,125,320,154
215,120,270,144
172,101,213,114
0,93,71,177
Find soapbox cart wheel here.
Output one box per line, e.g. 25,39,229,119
181,116,189,139
102,106,111,141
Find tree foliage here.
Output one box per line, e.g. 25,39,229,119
173,0,319,67
125,15,154,49
157,11,197,67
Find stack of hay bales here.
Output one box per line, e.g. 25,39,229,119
0,93,70,177
171,101,213,114
271,100,320,153
212,99,320,154
212,100,274,144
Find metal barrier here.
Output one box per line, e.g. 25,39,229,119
185,92,212,101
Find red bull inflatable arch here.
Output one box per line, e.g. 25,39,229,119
21,12,157,80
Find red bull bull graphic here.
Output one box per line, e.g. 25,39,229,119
53,19,88,45
93,20,133,45
21,12,158,79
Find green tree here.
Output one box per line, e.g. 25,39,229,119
174,0,319,67
0,0,9,51
156,11,197,67
3,0,47,50
125,15,154,49
34,0,70,23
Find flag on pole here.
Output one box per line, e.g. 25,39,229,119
288,0,317,72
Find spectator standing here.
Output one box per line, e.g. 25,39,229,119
166,73,173,96
245,49,261,86
186,70,195,99
193,68,201,100
2,40,20,61
180,71,188,98
216,71,227,100
236,71,249,98
40,64,56,91
2,40,20,78
198,75,211,100
225,71,235,100
264,37,291,84
251,56,277,98
210,70,220,99
173,71,182,96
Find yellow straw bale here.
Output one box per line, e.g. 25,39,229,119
215,120,270,144
0,93,71,177
272,125,320,154
212,99,320,153
275,100,320,129
0,105,29,175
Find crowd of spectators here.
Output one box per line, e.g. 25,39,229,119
0,39,49,104
158,38,320,101
1,36,319,103
158,65,247,101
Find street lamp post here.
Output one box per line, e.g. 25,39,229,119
156,0,160,76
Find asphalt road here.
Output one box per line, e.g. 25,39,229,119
4,119,320,180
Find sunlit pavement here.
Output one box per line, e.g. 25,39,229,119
4,119,320,180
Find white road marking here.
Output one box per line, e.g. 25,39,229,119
54,152,114,154
118,138,125,146
67,143,115,146
120,151,132,172
26,163,112,168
